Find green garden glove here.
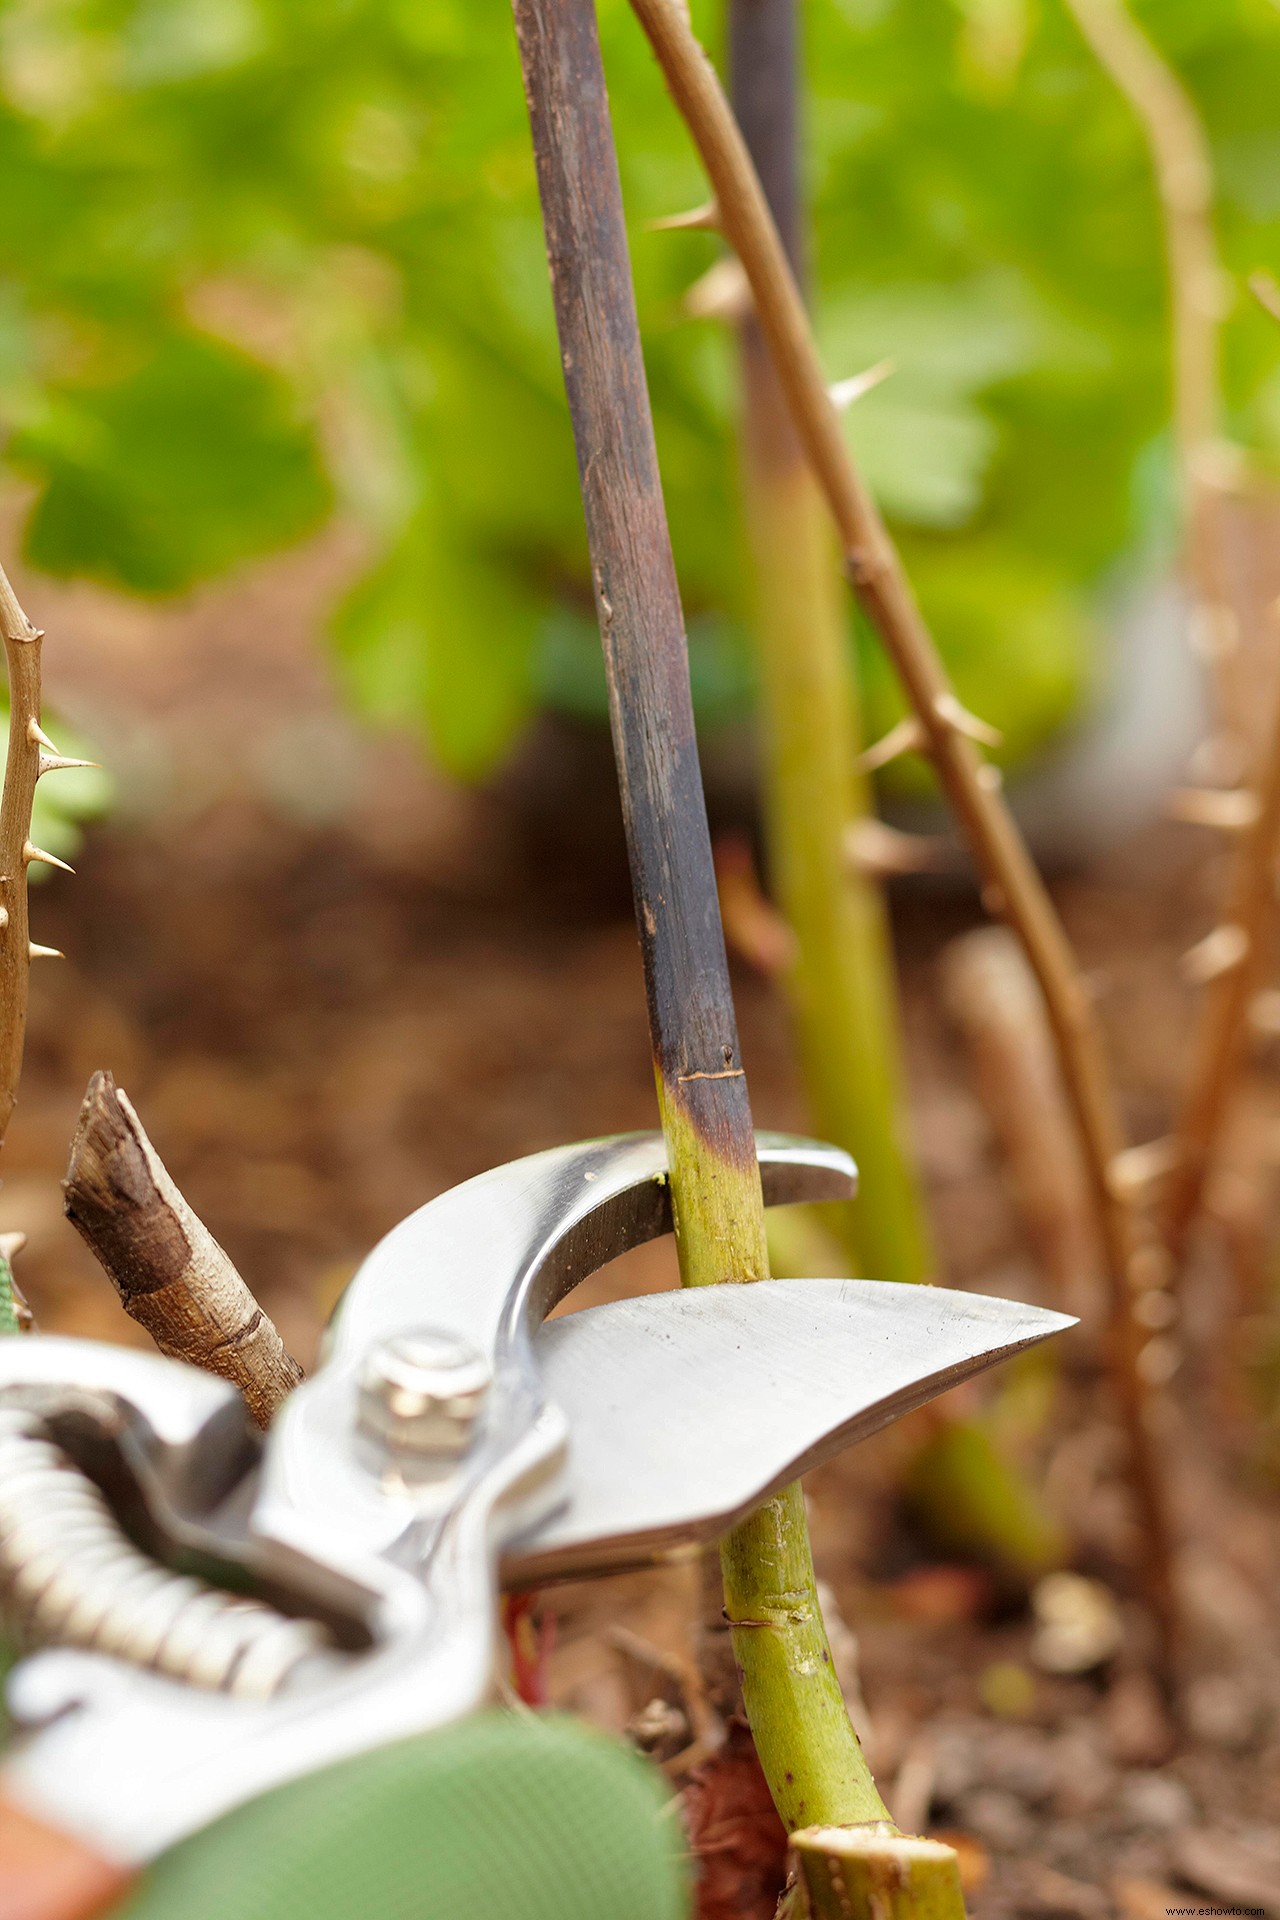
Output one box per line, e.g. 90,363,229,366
111,1711,690,1920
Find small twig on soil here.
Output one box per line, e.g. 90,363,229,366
942,928,1102,1323
64,1071,303,1426
0,562,65,1160
624,0,1179,1676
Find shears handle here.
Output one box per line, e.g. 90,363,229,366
1,1714,689,1920
0,1795,133,1920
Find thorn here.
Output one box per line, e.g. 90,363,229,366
1188,602,1240,661
38,753,99,778
1167,786,1261,831
828,359,895,411
27,942,63,960
649,200,719,233
23,841,74,875
1108,1137,1182,1201
0,1231,26,1262
1251,269,1280,326
1126,1243,1173,1293
858,715,926,773
0,908,8,930
932,691,1003,749
846,818,950,877
26,719,58,752
1135,1334,1181,1387
713,834,797,978
1188,436,1250,496
1181,922,1250,985
1189,731,1250,788
684,257,752,323
1248,989,1280,1039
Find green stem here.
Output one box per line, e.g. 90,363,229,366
727,0,929,1287
513,0,878,1844
743,365,931,1284
721,1485,889,1831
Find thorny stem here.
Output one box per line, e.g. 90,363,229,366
510,0,877,1834
1162,295,1280,1264
1061,0,1237,733
1162,668,1280,1265
624,0,1179,1674
1068,16,1275,1275
0,563,60,1161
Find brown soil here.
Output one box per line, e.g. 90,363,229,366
3,527,1279,1919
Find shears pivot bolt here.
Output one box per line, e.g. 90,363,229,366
357,1330,492,1460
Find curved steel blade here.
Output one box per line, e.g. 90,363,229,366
510,1279,1075,1585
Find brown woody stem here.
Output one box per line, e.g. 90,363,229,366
511,0,877,1829
942,928,1101,1320
1062,0,1237,729
1163,668,1280,1264
624,0,1179,1672
64,1072,303,1427
0,565,47,1160
1160,289,1280,1263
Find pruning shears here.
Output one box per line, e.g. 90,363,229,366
0,1127,1071,1920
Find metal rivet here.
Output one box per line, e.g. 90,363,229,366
357,1330,491,1460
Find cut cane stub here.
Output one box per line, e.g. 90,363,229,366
791,1827,966,1920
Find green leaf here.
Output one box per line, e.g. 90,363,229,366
332,515,539,779
0,0,1277,769
820,274,1051,529
534,604,755,733
857,547,1094,792
12,334,330,594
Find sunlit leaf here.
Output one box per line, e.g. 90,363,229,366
12,334,330,593
332,513,540,779
0,0,1275,776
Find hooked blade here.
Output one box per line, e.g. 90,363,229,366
506,1279,1074,1585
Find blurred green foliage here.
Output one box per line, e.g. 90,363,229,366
0,0,1277,776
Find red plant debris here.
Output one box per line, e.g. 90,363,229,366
681,1719,790,1920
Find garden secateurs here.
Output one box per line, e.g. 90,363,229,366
0,1127,1072,1917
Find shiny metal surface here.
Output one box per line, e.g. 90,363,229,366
0,1129,1072,1867
0,1409,328,1696
514,1278,1073,1584
356,1331,492,1459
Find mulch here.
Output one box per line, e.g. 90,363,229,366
3,528,1278,1918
